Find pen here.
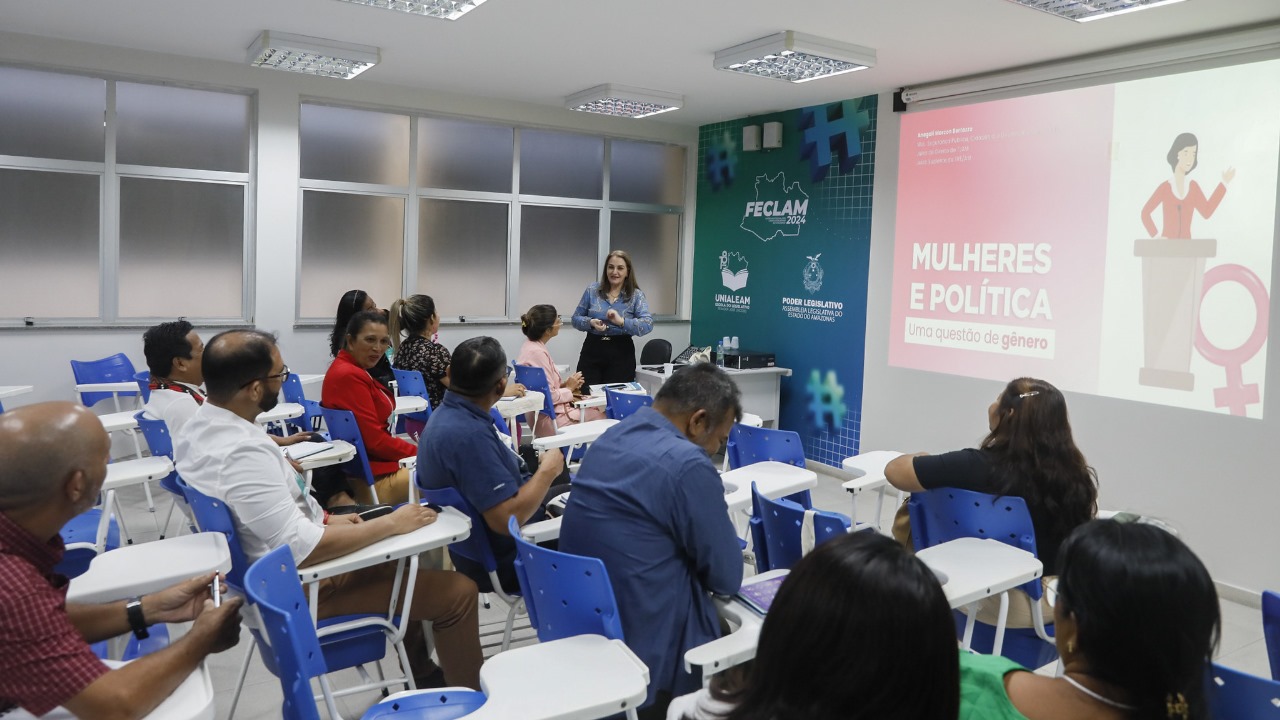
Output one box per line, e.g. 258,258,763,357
213,575,221,608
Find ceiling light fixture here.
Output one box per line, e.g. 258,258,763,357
565,85,683,119
247,31,380,79
333,0,488,20
1005,0,1188,22
714,31,876,83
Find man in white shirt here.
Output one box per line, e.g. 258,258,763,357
141,320,207,436
175,329,482,689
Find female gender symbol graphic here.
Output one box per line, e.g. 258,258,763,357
1194,263,1270,416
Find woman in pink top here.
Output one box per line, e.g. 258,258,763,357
516,304,605,437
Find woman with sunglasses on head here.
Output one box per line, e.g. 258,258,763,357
571,250,653,386
321,309,417,504
669,531,960,720
959,519,1220,720
885,377,1098,628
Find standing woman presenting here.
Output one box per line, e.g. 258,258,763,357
571,250,654,386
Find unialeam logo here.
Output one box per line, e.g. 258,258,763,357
715,251,751,314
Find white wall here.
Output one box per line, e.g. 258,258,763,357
0,32,693,407
861,90,1280,595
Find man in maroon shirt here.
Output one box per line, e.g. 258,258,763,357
0,402,243,719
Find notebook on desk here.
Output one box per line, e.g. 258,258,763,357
736,573,787,616
285,441,333,460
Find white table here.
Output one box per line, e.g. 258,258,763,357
67,532,232,604
916,537,1044,655
494,391,545,451
255,402,303,428
531,419,618,457
293,440,356,472
460,634,649,720
103,455,174,492
636,366,791,426
841,450,905,531
393,395,428,416
0,384,33,412
297,506,471,623
519,461,817,544
296,374,324,386
683,569,787,684
721,461,818,513
10,660,215,720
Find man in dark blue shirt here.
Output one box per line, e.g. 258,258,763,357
559,363,744,716
417,337,564,593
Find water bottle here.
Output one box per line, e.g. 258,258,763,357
716,341,725,369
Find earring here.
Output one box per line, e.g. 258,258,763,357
1066,640,1075,654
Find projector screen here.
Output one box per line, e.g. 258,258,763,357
889,58,1279,419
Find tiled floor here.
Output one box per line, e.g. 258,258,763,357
98,469,1269,719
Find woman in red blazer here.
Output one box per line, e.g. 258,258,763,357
322,309,418,504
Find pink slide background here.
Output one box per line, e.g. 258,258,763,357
889,86,1115,391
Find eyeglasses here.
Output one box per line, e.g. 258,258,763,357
240,365,290,389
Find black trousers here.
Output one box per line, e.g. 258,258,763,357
575,333,636,387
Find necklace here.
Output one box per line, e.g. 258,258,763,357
1062,674,1136,712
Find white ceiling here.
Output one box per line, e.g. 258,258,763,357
2,0,1278,126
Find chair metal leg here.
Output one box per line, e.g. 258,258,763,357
960,603,977,650
316,675,343,720
227,640,256,719
992,592,1010,656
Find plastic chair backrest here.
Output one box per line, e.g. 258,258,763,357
727,425,812,508
639,339,673,365
1264,590,1280,681
604,388,653,420
1207,662,1280,718
281,374,323,433
318,407,377,489
391,369,433,423
489,408,510,436
71,353,140,408
907,487,1042,600
751,482,850,571
180,479,253,590
245,546,328,720
418,484,499,574
513,365,557,420
133,371,151,403
360,689,487,719
134,411,174,460
507,516,624,643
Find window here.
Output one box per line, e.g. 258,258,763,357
0,66,254,324
298,102,688,323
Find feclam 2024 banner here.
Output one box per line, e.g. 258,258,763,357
692,95,877,466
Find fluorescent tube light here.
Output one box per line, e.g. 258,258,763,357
333,0,488,20
565,85,683,119
247,31,380,79
714,31,876,83
1006,0,1188,22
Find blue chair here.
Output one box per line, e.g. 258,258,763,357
181,480,417,716
132,371,151,403
133,411,193,539
1207,662,1280,718
55,509,120,579
508,516,624,643
750,481,852,572
726,425,812,508
282,373,324,434
513,365,609,462
319,407,382,504
908,487,1056,668
71,353,141,411
392,369,433,425
604,388,652,420
418,484,523,651
1264,590,1280,681
361,689,487,719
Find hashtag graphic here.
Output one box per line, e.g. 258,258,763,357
805,369,847,433
799,100,869,182
704,131,738,190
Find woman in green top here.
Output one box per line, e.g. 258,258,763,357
959,519,1220,720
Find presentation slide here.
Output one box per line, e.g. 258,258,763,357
889,58,1280,418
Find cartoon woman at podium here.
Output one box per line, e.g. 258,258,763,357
1140,132,1235,238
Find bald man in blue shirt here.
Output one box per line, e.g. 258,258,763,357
559,363,744,717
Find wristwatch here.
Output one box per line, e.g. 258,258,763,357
125,596,149,640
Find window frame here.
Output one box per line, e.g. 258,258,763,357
0,64,256,327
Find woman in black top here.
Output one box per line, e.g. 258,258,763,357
885,377,1097,625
